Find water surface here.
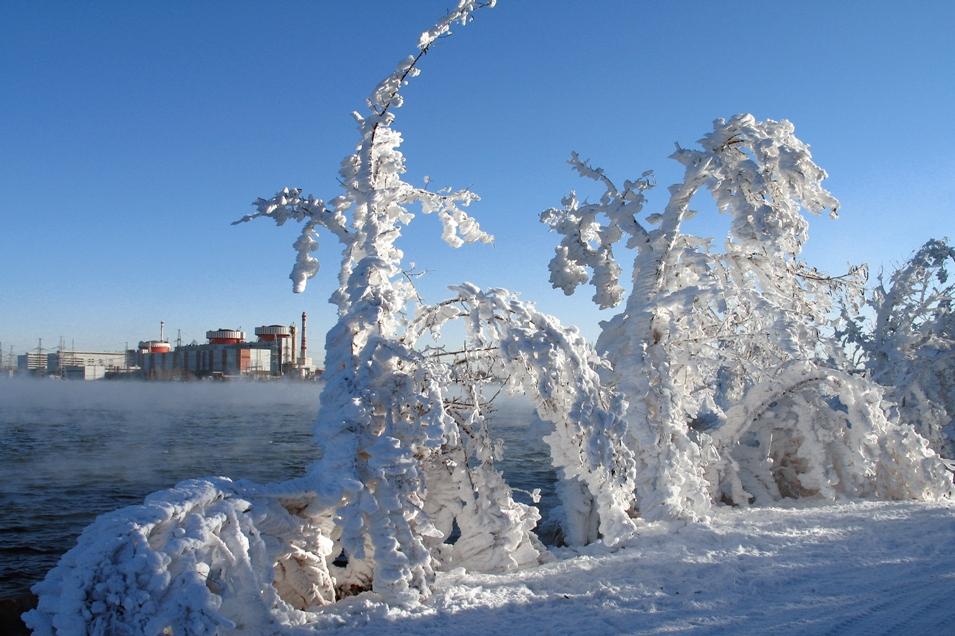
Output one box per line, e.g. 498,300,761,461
0,378,553,599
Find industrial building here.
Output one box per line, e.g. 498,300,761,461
47,350,130,380
15,349,130,380
7,313,319,381
17,352,48,374
137,313,316,380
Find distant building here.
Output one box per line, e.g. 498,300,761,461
48,351,128,375
17,352,47,374
48,351,128,380
8,312,323,381
14,350,130,380
137,321,317,380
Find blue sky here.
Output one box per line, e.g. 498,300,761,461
2,1,953,360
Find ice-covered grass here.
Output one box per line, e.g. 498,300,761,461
300,500,955,634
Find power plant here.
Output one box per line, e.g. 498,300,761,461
7,314,321,381
136,314,317,380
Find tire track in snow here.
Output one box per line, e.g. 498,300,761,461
820,571,955,636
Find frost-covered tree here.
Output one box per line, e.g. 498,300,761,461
231,1,503,605
839,238,955,457
26,4,497,631
542,147,713,522
232,0,633,597
542,114,952,519
28,4,643,632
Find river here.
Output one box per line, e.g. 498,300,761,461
0,378,556,602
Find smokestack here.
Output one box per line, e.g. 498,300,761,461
290,324,297,366
160,321,166,342
300,312,308,368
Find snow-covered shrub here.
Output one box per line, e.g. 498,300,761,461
839,238,955,458
542,115,953,518
421,388,544,572
710,362,951,505
24,478,333,635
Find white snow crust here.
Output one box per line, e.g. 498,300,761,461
285,500,955,635
28,494,955,634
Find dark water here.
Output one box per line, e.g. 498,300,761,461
0,378,554,601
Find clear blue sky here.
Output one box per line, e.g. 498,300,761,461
2,1,953,360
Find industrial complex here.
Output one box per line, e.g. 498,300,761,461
5,313,320,381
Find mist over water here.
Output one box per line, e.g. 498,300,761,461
0,378,554,599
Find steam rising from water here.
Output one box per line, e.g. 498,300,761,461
0,378,554,599
0,378,322,599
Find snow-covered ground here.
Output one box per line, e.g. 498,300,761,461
298,501,955,635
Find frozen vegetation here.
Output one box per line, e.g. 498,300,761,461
24,1,955,633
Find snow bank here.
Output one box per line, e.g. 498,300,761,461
295,500,955,634
28,481,955,634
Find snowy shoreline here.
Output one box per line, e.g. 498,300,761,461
291,500,955,634
9,499,955,633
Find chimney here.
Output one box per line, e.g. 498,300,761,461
290,324,297,366
300,312,308,367
160,320,166,342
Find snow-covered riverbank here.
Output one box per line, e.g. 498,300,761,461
298,500,955,635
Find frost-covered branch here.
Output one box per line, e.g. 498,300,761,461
541,152,653,308
411,283,638,545
700,114,839,255
234,2,494,300
232,188,350,292
406,186,493,248
841,238,955,457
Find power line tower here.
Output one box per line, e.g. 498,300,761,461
57,336,66,377
26,338,47,375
